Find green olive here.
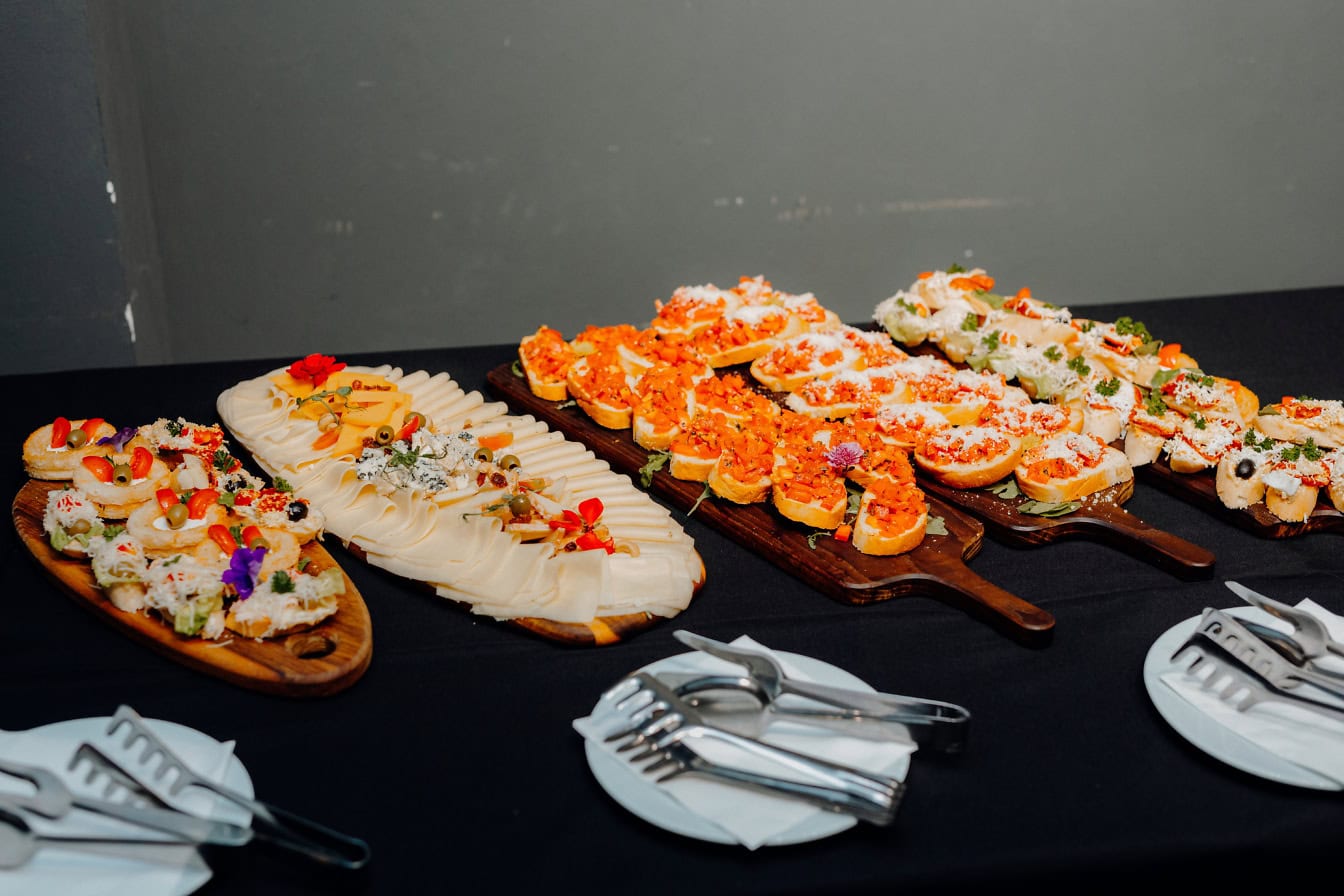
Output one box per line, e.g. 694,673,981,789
498,454,521,471
249,536,271,551
374,424,395,445
66,430,88,449
508,495,531,517
69,519,92,535
404,411,428,428
112,463,133,485
165,503,190,529
474,446,494,463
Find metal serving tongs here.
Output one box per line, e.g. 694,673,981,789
99,706,370,870
0,755,251,848
664,631,971,754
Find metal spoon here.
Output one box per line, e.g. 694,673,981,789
0,806,189,869
1242,620,1344,683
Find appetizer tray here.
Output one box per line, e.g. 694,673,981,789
488,363,1056,644
1136,460,1344,538
13,479,372,696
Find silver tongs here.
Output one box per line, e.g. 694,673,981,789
97,706,370,869
662,631,971,754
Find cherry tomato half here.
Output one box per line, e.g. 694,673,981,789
207,524,239,555
130,446,154,479
50,417,71,449
186,489,219,520
156,488,182,514
81,455,114,483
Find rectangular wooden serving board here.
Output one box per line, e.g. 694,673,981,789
1136,461,1344,538
487,364,1056,644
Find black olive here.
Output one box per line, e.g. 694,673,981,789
374,425,395,445
1235,458,1256,480
474,447,494,463
66,430,88,449
287,500,309,522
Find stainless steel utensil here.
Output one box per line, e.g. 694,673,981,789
600,673,903,826
0,805,192,870
1225,581,1344,659
1169,635,1344,726
0,756,250,847
102,706,370,869
671,631,970,753
1191,607,1344,703
1241,621,1344,683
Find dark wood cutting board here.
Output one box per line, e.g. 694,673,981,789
13,480,373,696
918,474,1216,579
1136,461,1344,538
487,363,1055,645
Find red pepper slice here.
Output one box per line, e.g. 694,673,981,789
130,446,154,479
81,456,114,483
207,524,239,555
186,489,219,519
80,418,105,437
241,525,264,548
50,417,71,449
156,488,182,514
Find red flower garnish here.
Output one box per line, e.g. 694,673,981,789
288,353,347,388
547,497,613,552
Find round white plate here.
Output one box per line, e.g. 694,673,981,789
584,649,907,846
0,715,253,896
1143,607,1340,791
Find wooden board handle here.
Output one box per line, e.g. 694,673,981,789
1068,509,1216,580
915,551,1055,647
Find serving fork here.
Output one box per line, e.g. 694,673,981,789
1226,581,1344,660
600,672,904,826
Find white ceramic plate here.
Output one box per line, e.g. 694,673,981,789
1143,607,1340,791
584,648,909,846
0,716,253,896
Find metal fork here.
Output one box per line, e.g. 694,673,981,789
101,706,370,869
601,673,904,825
1226,581,1344,659
1191,607,1344,702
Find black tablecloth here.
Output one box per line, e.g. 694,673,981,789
3,288,1342,894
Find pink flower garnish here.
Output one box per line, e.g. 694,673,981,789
287,353,347,388
824,441,865,471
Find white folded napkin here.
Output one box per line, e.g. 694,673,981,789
574,637,916,849
0,717,242,896
1160,599,1344,787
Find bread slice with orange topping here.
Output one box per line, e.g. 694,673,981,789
852,477,928,556
1013,432,1132,502
517,326,575,401
1253,397,1344,449
914,426,1024,489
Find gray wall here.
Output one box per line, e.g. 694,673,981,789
6,1,1344,374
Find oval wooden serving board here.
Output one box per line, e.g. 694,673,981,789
13,480,373,696
1136,460,1344,538
487,364,1055,645
918,474,1216,579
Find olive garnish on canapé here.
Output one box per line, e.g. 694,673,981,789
1235,458,1257,480
474,447,494,463
374,424,395,446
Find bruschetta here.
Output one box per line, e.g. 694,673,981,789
851,477,928,556
914,426,1025,489
1253,396,1344,449
518,325,575,401
1013,432,1133,502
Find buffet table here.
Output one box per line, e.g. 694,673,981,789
2,287,1341,894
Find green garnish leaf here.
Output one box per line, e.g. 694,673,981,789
269,570,296,594
1302,438,1324,462
1144,392,1168,417
846,485,864,516
297,556,312,572
218,490,236,508
1042,345,1063,362
101,524,126,539
986,478,1022,499
1149,368,1181,390
960,312,980,332
980,330,1001,352
511,360,524,377
1079,320,1095,333
229,524,244,544
1279,444,1301,462
924,516,949,535
946,263,966,274
212,449,235,473
896,298,919,315
979,292,1006,309
556,400,578,409
639,451,671,487
1067,356,1091,376
1095,377,1121,397
1018,500,1082,517
1258,405,1281,416
1135,340,1162,357
273,477,293,492
1190,413,1207,430
1113,316,1152,341
165,419,184,437
806,530,826,549
687,483,712,516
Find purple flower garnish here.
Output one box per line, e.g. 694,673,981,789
98,426,139,452
824,441,865,471
221,545,267,600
